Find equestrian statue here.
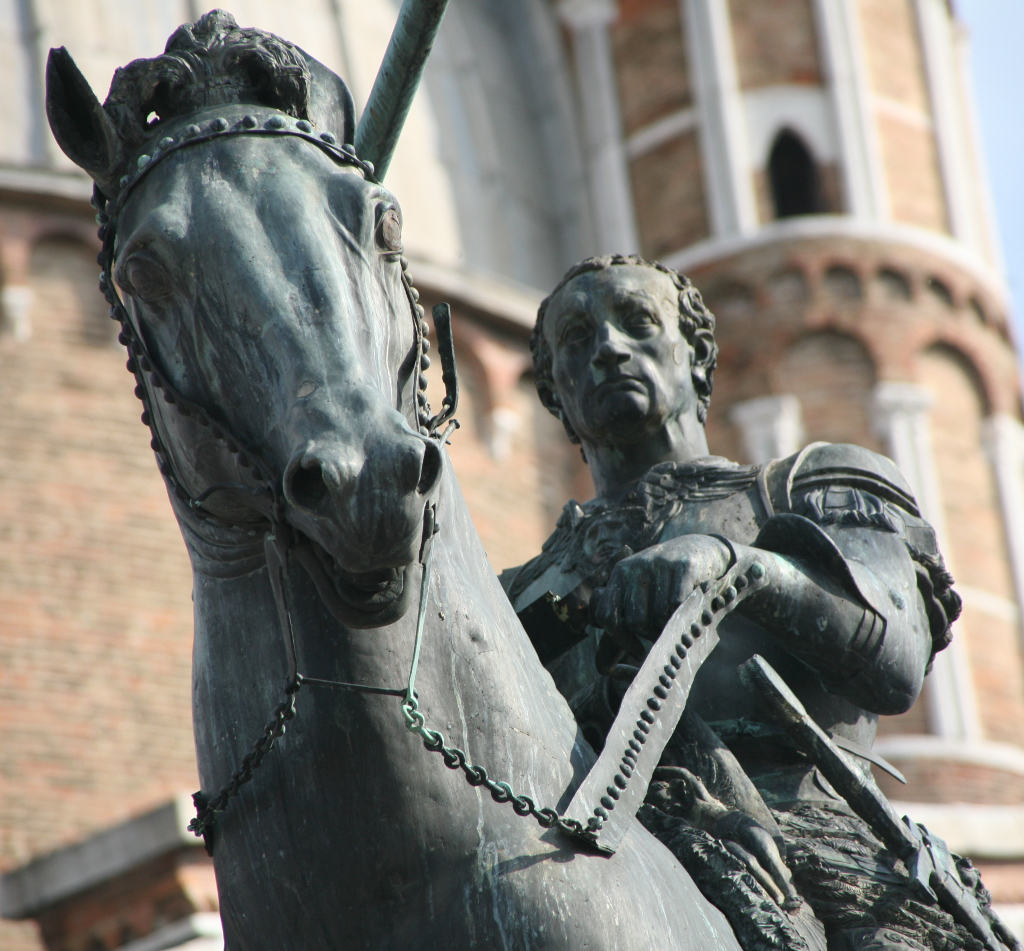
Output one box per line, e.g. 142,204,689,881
42,3,1019,949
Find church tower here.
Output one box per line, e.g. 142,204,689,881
557,0,1024,904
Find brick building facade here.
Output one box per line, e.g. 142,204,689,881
1,0,1022,949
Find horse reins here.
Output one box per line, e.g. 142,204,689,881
92,110,594,853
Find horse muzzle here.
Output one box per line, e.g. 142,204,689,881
280,427,442,628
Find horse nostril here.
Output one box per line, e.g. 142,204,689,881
289,461,330,509
417,439,442,495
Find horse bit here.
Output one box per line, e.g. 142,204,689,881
91,109,594,852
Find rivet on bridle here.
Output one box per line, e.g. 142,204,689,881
211,117,229,132
320,132,336,144
265,115,286,130
242,115,257,129
296,120,312,133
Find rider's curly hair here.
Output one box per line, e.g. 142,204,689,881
530,255,718,444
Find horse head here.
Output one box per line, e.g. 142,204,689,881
45,10,443,628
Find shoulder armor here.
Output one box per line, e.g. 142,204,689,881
765,442,920,518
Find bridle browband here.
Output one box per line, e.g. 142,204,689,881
93,107,458,534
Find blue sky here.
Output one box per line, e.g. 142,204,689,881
956,1,1024,336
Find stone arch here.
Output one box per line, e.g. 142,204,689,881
768,128,823,218
919,340,993,417
822,263,863,302
916,344,1023,741
703,280,756,323
773,329,879,450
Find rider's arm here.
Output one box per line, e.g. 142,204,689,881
735,514,935,714
736,444,959,715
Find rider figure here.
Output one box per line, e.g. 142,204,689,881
503,255,972,951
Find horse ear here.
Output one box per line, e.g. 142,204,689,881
46,47,123,189
297,48,356,148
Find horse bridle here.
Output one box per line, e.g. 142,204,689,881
93,108,457,534
90,109,486,841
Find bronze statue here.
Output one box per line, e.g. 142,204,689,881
41,3,1016,947
44,10,757,951
506,254,1015,951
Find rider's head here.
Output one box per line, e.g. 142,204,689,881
530,255,717,448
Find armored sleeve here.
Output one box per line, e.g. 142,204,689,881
745,443,959,714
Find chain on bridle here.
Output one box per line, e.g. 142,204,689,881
93,110,594,852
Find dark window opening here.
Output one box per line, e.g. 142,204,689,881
768,129,822,218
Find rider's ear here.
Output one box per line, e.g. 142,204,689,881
46,47,124,193
691,329,715,372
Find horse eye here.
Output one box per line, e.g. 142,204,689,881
121,256,172,301
376,206,403,252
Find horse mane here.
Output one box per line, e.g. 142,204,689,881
104,9,312,150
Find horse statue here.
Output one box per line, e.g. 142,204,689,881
43,7,761,949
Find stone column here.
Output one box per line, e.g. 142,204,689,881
729,394,805,463
811,0,888,219
557,0,641,255
680,0,758,237
912,0,977,250
984,414,1024,646
871,381,983,742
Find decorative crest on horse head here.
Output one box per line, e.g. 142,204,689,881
47,10,355,201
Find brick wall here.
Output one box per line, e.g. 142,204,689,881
773,329,881,451
858,0,951,233
612,0,691,135
0,230,198,951
728,0,822,89
858,0,931,111
631,131,710,258
36,850,217,951
877,115,950,232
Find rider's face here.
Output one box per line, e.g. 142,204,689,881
543,265,706,445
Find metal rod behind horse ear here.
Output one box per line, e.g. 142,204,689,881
353,0,451,181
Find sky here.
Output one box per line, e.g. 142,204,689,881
956,0,1024,336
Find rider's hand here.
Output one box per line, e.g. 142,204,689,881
590,535,732,647
648,767,799,909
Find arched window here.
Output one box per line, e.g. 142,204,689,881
768,129,822,218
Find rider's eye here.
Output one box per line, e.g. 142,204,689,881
624,310,658,333
119,255,172,301
560,319,591,346
376,206,403,252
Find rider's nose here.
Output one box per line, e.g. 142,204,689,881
593,337,631,369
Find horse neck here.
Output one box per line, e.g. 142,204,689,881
183,456,588,812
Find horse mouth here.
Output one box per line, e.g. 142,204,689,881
291,531,413,628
